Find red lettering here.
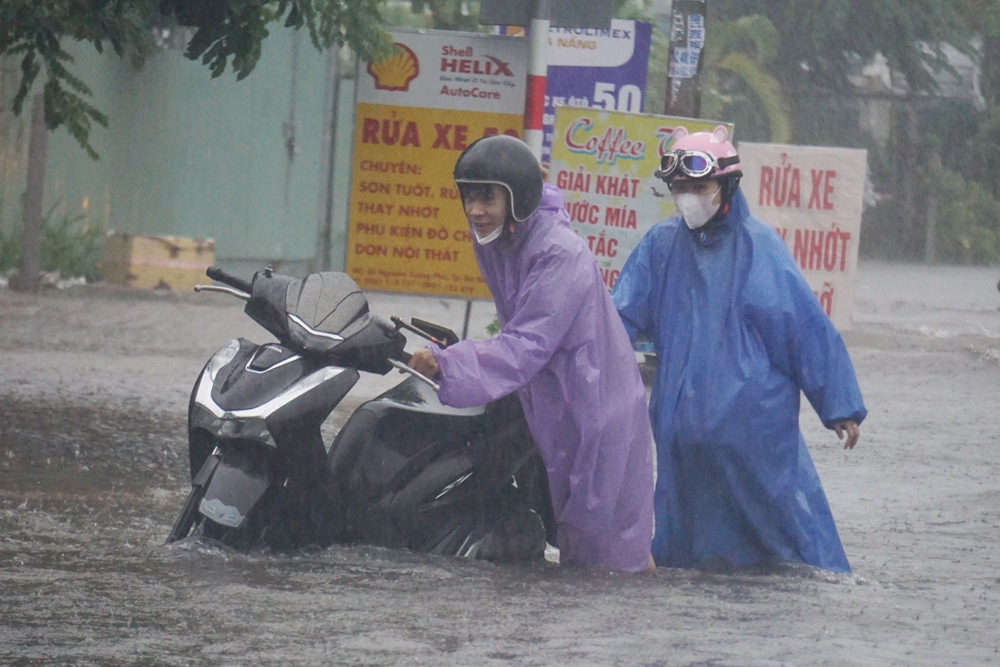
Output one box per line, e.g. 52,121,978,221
809,169,837,210
362,117,379,144
759,167,774,206
433,123,471,150
361,118,421,147
433,123,452,149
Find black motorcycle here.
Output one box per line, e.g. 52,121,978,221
166,266,554,562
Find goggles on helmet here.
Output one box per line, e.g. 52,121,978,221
656,150,740,181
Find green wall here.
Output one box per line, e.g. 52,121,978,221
1,31,356,277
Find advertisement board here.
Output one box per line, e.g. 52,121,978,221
540,20,652,164
549,109,866,328
346,30,528,298
738,143,867,330
548,107,730,289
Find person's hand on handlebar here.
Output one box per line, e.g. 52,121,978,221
407,348,441,379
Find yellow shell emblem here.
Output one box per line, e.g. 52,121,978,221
368,43,420,92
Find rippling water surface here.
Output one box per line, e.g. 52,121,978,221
2,263,999,665
2,396,996,667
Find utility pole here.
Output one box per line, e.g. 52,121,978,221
664,0,707,118
16,94,47,293
524,0,552,158
479,0,613,159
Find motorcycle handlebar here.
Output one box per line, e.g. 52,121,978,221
206,266,252,294
199,266,430,385
388,356,439,391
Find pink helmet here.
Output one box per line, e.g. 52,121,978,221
655,125,742,184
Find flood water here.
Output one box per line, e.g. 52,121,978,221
2,262,999,665
2,398,861,666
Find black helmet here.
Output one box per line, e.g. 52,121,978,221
453,135,543,222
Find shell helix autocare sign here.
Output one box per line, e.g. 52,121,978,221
347,29,528,299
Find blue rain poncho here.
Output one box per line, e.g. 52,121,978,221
429,184,654,572
612,189,866,573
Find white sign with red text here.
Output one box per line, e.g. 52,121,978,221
738,142,867,330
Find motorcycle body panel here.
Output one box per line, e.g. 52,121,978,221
328,376,554,559
200,459,270,528
187,338,359,476
169,268,553,562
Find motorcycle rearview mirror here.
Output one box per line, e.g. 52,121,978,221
411,318,460,347
390,316,460,349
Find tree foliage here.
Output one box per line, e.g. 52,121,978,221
1,1,154,159
707,1,1000,263
409,0,647,32
0,0,391,158
406,0,479,31
711,0,976,94
701,15,790,143
162,0,390,79
934,168,1000,264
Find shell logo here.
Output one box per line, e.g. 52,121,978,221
367,43,419,92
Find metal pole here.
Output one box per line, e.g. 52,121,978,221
524,0,551,158
924,151,940,264
315,46,341,271
664,0,706,118
462,300,472,340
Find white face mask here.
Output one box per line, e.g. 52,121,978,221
473,224,504,245
673,190,721,230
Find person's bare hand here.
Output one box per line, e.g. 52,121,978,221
407,348,440,379
833,420,860,450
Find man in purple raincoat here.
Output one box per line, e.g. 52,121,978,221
408,135,654,572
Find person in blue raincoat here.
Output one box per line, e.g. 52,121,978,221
612,126,867,573
407,135,654,572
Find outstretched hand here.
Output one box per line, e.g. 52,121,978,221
833,420,860,450
406,348,441,380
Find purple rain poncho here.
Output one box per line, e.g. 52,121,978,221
428,183,654,572
612,189,867,573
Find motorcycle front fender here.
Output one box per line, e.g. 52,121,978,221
199,461,271,529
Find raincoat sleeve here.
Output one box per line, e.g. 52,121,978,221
431,243,595,409
611,225,659,342
745,235,868,429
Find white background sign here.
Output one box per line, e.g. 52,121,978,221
356,29,527,113
738,142,868,330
